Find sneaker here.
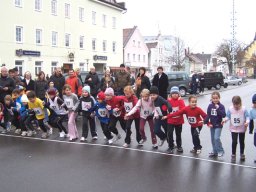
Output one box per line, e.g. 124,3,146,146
48,128,53,135
123,143,129,148
6,122,11,132
231,154,236,162
108,139,113,145
217,151,224,157
159,139,166,147
80,137,87,142
104,136,107,140
59,131,65,138
92,136,98,140
152,144,158,149
27,131,33,137
190,148,196,153
177,147,183,153
139,139,147,146
196,149,202,154
15,129,21,135
209,152,217,158
21,131,27,136
1,130,7,134
113,134,121,142
240,154,246,161
69,137,78,142
41,132,48,139
32,131,37,135
167,148,174,154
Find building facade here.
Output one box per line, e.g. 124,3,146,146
0,0,126,77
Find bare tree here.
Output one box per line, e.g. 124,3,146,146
215,40,245,74
169,36,185,71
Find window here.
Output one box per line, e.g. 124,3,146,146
92,11,96,25
15,0,22,7
65,34,70,47
65,3,70,18
80,36,84,49
79,7,84,22
112,17,116,29
51,0,57,15
92,38,96,51
15,60,23,76
35,61,42,75
112,41,116,53
138,41,141,48
103,40,107,52
102,14,106,27
16,26,23,43
36,29,42,45
35,0,42,11
133,54,135,62
79,63,85,72
138,54,140,62
127,53,130,61
52,31,57,46
133,40,136,47
143,55,146,62
51,62,57,74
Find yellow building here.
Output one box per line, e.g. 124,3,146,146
0,0,126,77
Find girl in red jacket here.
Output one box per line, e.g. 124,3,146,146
167,87,185,153
163,95,207,154
123,86,142,148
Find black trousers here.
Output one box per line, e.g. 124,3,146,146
82,115,97,138
20,115,35,131
100,122,112,140
109,116,126,135
231,132,245,155
38,119,47,132
167,124,182,148
191,126,202,150
125,118,141,144
49,114,68,134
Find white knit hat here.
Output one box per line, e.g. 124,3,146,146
21,94,29,103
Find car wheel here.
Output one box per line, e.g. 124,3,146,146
224,83,228,88
179,88,186,97
215,84,221,90
238,81,242,85
207,87,212,90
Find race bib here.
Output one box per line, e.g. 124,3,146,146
211,108,217,116
231,114,244,126
188,116,196,124
65,98,74,108
124,102,133,113
98,108,107,117
172,107,179,113
16,103,21,110
113,109,121,117
33,107,43,115
82,101,91,111
50,105,57,110
155,107,163,116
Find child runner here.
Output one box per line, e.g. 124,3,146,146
76,86,98,141
150,86,172,146
63,84,79,141
249,94,256,163
122,86,141,148
166,86,185,153
105,87,125,141
12,89,22,134
27,91,49,138
0,102,5,130
205,91,226,158
1,95,15,133
163,95,206,154
90,91,113,144
224,96,249,162
126,89,158,149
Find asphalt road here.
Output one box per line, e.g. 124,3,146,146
0,81,256,192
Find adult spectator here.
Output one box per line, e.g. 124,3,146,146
34,71,48,100
152,66,169,99
22,71,35,92
66,69,82,96
191,72,199,95
8,69,15,78
114,64,131,95
100,68,115,92
12,67,23,86
199,72,205,93
75,68,84,86
0,67,16,103
126,66,135,86
135,67,151,98
84,66,100,98
49,67,65,98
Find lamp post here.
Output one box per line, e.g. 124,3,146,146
86,59,89,71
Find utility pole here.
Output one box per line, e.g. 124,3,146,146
231,0,236,75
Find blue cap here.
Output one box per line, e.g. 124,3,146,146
170,86,179,94
252,94,256,103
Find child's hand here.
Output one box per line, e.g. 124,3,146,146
124,115,129,120
113,108,119,112
215,104,219,109
221,119,227,125
106,105,111,110
207,123,213,128
244,122,249,128
162,116,167,120
90,113,95,118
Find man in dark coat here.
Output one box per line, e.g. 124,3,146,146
84,66,100,98
0,67,16,103
152,66,169,99
49,67,65,98
191,72,199,95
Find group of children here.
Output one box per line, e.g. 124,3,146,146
0,83,256,163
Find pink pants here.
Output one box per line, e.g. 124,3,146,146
140,117,157,144
68,111,79,139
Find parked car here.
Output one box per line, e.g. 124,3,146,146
224,76,243,86
203,72,227,90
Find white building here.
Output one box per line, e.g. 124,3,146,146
0,0,126,77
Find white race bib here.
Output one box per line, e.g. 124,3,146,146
82,101,91,111
188,116,196,124
33,107,43,115
16,102,21,110
231,114,244,126
98,108,107,117
155,107,163,116
65,98,74,108
142,109,152,117
211,108,217,116
124,102,133,113
172,107,179,113
113,109,121,117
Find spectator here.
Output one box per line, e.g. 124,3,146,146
191,72,199,95
75,68,84,86
12,67,23,86
84,66,100,98
152,66,169,99
34,71,48,100
126,66,135,86
22,71,35,92
0,67,16,103
100,68,115,92
135,67,151,98
114,64,131,95
199,72,205,93
8,69,15,79
66,69,82,97
49,67,65,98
46,74,50,81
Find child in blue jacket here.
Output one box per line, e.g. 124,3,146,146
249,94,256,163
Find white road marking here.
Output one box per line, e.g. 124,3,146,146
1,134,256,170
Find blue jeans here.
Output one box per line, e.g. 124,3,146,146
210,128,224,154
154,119,167,140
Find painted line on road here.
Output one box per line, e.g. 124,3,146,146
1,133,256,170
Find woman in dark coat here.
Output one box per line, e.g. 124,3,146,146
100,69,115,92
22,71,35,92
34,71,48,100
152,66,169,99
135,67,151,98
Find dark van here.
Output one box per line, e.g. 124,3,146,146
203,72,227,90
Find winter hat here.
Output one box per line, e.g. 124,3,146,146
170,86,180,94
97,91,105,101
252,94,256,103
82,85,91,94
21,94,29,103
104,87,114,96
47,88,57,96
150,86,159,95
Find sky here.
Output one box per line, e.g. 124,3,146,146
122,0,256,54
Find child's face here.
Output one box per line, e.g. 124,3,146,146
12,93,19,99
97,99,103,103
105,94,112,101
150,94,158,101
5,100,11,105
171,93,179,99
189,98,197,108
49,82,54,87
28,97,36,103
124,91,132,99
212,94,220,104
65,88,72,96
82,91,89,97
22,102,28,106
233,103,241,110
142,95,149,101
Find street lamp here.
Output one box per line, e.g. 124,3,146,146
86,59,89,71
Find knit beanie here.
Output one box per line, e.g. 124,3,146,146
170,86,180,94
82,85,91,94
97,91,105,100
150,86,159,95
104,87,114,96
47,88,57,96
252,94,256,103
21,94,29,103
